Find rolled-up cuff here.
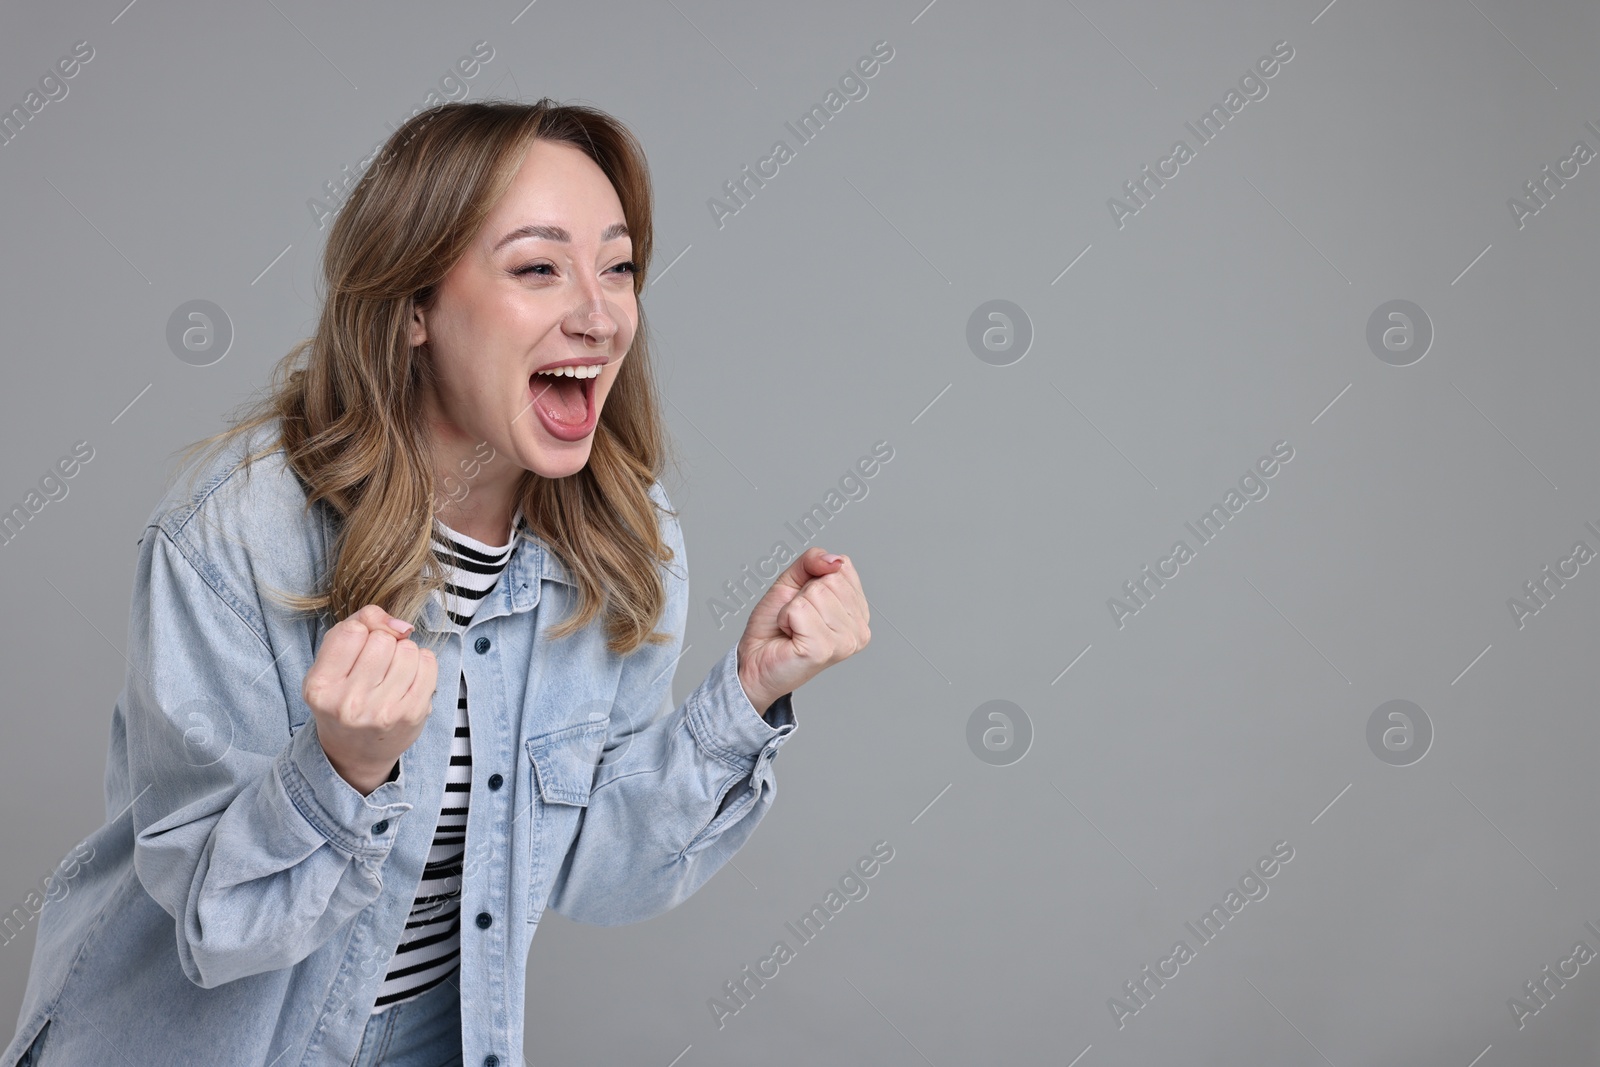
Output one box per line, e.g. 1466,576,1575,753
686,644,798,772
278,716,413,861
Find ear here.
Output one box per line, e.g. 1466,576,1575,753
407,301,428,347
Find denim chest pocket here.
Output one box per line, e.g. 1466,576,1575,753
524,718,606,921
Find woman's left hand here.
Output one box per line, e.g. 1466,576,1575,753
736,547,870,714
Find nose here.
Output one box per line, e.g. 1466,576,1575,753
564,295,619,350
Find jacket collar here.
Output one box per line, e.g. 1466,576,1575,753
311,497,577,635
421,511,577,633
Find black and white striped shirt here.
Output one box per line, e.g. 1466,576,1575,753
371,508,522,1011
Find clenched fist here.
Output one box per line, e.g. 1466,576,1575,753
736,547,870,715
302,604,439,796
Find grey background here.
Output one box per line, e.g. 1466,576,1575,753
1,0,1596,1063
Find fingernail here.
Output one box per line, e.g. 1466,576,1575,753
388,617,414,635
823,553,843,564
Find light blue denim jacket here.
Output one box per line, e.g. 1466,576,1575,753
3,420,797,1067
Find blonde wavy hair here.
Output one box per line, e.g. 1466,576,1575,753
171,98,682,656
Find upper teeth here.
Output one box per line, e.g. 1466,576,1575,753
535,364,603,379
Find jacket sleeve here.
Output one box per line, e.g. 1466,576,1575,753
544,484,799,925
125,526,413,988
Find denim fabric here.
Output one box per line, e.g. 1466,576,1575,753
2,419,797,1067
10,1020,41,1067
350,976,462,1067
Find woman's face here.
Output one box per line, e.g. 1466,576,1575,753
410,137,638,483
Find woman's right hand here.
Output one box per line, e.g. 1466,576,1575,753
302,604,438,795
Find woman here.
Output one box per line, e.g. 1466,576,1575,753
2,98,869,1066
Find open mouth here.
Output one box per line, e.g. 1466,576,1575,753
528,365,600,441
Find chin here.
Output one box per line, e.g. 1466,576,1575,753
524,444,593,479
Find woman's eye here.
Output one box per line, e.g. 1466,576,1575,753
511,261,634,278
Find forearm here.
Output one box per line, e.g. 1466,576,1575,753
545,644,796,925
136,721,411,987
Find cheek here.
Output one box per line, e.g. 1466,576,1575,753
595,362,628,407
616,304,639,348
428,349,473,401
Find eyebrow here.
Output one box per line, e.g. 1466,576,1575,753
493,221,630,251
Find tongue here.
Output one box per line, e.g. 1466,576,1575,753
533,374,586,423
